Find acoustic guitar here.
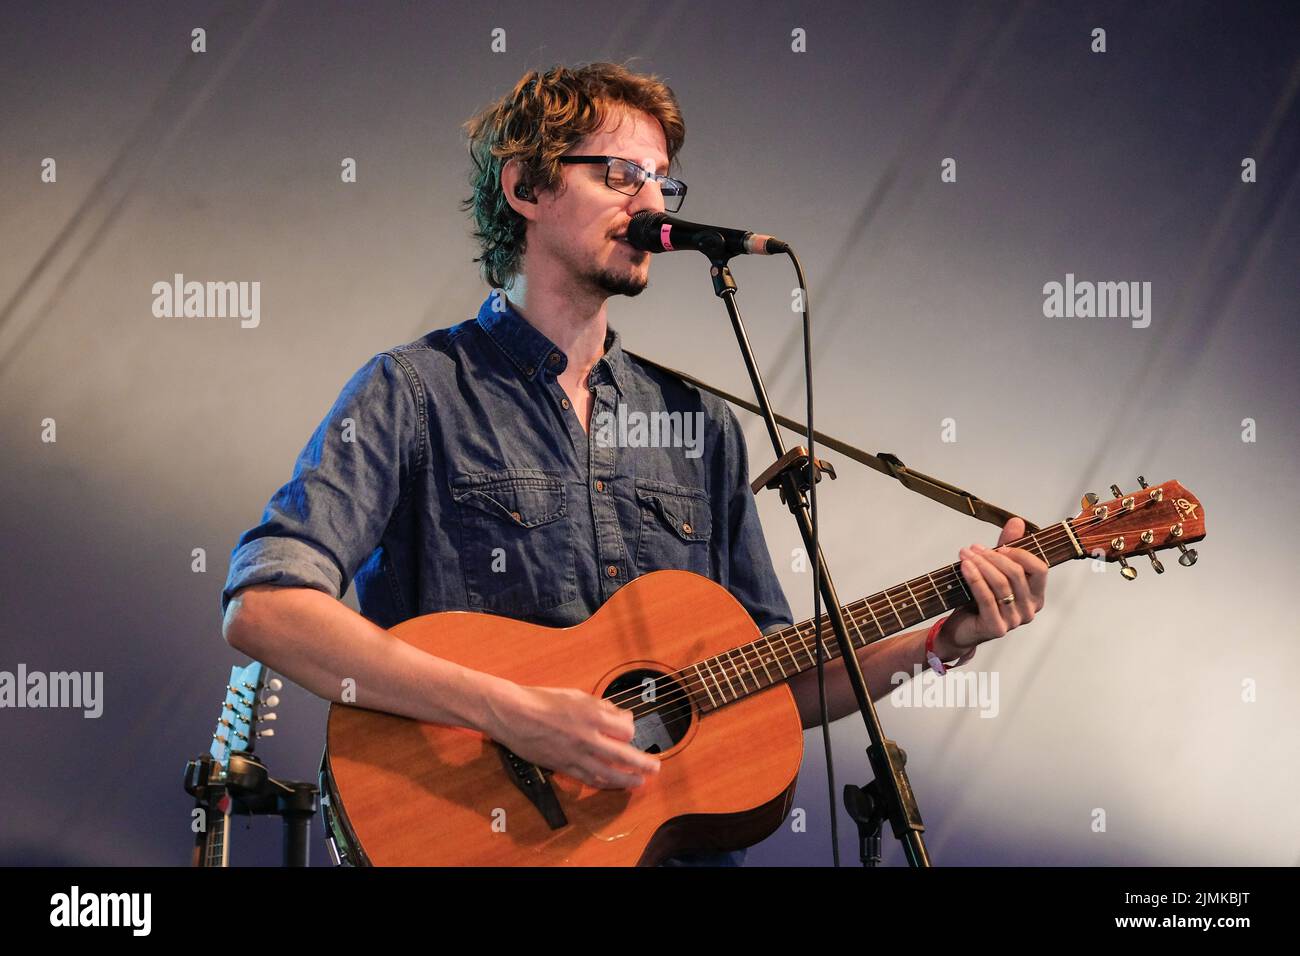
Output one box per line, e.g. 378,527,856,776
186,661,279,866
323,478,1204,865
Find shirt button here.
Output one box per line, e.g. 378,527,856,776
594,479,605,492
681,521,693,534
561,398,570,409
606,565,619,578
547,352,562,366
525,366,536,377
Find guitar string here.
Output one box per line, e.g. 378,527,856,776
601,521,1089,719
659,507,1176,722
598,532,1064,727
620,509,1181,731
594,527,1135,742
592,506,1174,729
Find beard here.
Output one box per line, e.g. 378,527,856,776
587,260,648,298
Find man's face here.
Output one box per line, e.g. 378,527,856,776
530,107,670,299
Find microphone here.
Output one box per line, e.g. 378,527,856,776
626,211,789,257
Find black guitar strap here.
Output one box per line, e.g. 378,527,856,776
624,350,1042,535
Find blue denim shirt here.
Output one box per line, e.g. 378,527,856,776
222,291,794,865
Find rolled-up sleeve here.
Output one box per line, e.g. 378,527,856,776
720,403,794,635
221,352,420,616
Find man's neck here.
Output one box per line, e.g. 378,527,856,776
505,279,609,386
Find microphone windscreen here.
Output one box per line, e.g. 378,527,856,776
627,211,669,252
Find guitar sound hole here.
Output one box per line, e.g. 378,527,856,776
603,669,693,755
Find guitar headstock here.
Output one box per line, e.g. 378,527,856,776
1068,476,1205,579
208,661,281,779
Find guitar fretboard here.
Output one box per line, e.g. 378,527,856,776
202,802,229,867
681,523,1080,713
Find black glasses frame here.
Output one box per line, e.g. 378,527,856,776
557,155,687,211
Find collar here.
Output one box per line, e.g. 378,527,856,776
475,292,625,395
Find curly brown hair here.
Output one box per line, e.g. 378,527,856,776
460,61,686,291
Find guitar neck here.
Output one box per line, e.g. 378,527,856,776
685,522,1082,712
192,796,231,868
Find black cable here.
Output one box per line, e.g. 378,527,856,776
785,248,838,866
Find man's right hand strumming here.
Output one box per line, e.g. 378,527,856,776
481,681,661,791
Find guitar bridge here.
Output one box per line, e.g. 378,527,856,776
494,743,569,831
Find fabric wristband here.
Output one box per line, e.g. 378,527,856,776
925,615,976,676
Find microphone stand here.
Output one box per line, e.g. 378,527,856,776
698,234,931,867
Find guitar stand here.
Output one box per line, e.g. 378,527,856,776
212,751,319,867
701,236,932,867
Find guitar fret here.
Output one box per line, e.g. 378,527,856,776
901,580,924,623
926,572,948,611
798,627,817,668
848,609,874,649
714,654,739,700
719,652,744,698
753,637,777,683
859,596,885,637
837,608,868,655
779,628,803,674
728,649,754,693
813,626,833,664
766,635,789,678
691,663,717,709
881,588,906,631
701,658,729,703
740,642,769,689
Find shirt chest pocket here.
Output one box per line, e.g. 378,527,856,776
450,470,578,617
633,478,713,578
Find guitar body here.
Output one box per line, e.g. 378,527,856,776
325,570,803,866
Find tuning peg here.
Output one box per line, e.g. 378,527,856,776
1177,544,1198,567
1146,552,1165,573
1137,475,1149,488
261,694,280,708
268,677,283,692
257,728,275,738
259,712,277,721
1116,555,1137,580
1084,492,1100,509
1109,484,1123,498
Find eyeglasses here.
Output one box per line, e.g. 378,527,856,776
557,155,687,212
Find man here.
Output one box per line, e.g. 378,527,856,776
221,62,1048,866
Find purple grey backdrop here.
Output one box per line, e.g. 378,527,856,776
1,0,1297,866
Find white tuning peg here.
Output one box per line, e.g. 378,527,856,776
257,728,275,738
260,712,277,721
262,695,280,707
268,678,283,691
